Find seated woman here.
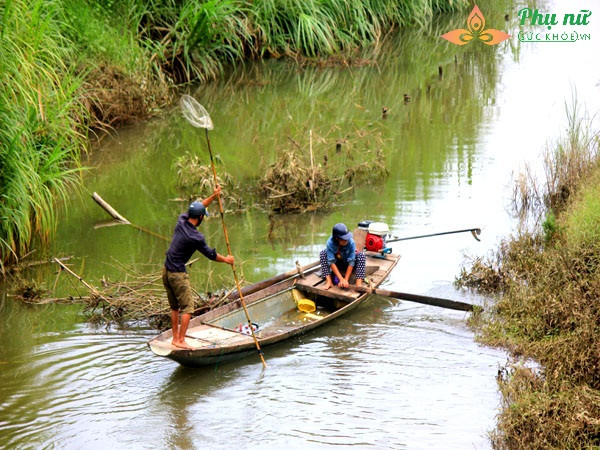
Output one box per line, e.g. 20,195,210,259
319,223,366,290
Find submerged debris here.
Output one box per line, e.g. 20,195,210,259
18,258,239,328
13,278,48,302
260,150,334,212
88,268,236,327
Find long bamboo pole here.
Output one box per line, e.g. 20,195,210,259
204,129,267,368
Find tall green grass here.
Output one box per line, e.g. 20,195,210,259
0,0,166,268
142,0,468,82
0,0,87,269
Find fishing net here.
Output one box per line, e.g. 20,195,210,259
180,94,214,130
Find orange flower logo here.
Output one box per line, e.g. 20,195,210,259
441,5,511,46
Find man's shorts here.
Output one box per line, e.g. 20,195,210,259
162,267,194,314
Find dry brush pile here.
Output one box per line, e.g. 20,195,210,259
11,258,238,329
259,129,389,212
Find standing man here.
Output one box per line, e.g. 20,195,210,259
163,186,234,350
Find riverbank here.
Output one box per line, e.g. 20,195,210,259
0,0,468,268
457,105,600,448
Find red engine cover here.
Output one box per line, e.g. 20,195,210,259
365,234,384,252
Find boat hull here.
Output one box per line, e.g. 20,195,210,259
148,251,399,367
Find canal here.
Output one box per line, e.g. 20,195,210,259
1,2,599,448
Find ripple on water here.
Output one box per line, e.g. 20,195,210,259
0,300,504,449
0,329,165,448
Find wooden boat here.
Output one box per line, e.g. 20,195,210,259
148,248,399,367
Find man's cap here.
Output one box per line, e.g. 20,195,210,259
332,223,353,241
188,201,210,218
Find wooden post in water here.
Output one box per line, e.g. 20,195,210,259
92,192,129,224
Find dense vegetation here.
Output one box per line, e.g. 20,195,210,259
457,102,600,448
0,0,468,268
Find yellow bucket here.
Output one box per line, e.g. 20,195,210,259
292,289,316,313
297,298,316,313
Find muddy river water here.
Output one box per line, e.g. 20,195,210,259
1,1,599,448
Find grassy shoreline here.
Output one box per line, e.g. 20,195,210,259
458,104,600,448
0,0,468,268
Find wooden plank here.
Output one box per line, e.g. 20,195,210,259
296,283,359,302
295,272,323,287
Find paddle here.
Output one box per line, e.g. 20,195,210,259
387,228,482,242
180,95,267,368
349,284,476,312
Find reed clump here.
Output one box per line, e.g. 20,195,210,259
458,105,600,448
259,130,388,212
0,0,87,271
0,0,168,270
174,153,245,212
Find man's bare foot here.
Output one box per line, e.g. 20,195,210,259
324,281,333,290
172,340,193,350
356,279,363,287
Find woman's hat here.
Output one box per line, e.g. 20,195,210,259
332,223,353,241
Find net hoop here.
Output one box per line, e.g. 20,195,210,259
180,94,214,130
